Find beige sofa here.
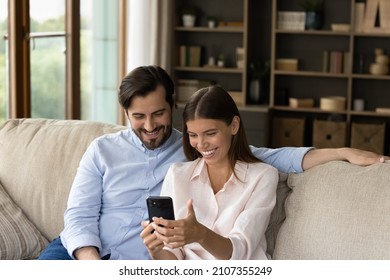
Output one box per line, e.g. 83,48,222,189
0,118,389,260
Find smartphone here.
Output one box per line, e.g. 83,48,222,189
146,196,175,223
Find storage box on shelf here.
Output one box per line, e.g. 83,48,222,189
312,119,347,148
270,0,390,153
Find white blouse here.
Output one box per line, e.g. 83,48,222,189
160,158,279,260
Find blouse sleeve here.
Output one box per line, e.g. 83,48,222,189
228,164,279,260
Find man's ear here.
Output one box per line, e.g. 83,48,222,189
231,116,240,135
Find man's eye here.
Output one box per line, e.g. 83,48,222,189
206,132,216,136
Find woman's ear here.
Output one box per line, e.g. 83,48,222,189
231,116,240,135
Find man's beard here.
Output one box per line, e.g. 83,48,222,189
133,125,172,150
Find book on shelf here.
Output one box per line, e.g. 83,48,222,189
329,51,343,74
323,51,349,74
375,107,390,114
179,45,202,67
322,50,329,72
354,2,365,32
343,52,350,74
289,98,314,108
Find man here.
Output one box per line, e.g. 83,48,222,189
38,65,387,260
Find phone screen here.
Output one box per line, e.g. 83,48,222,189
146,196,175,223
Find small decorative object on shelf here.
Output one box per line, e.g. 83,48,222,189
236,47,245,69
207,16,217,28
299,0,324,30
181,5,198,27
289,98,314,108
276,58,298,71
320,96,346,111
369,48,389,75
362,0,390,33
277,11,305,30
353,99,365,111
217,53,225,67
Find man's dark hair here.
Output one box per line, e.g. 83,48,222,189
118,65,175,110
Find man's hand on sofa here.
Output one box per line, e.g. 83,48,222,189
302,147,389,171
74,246,101,260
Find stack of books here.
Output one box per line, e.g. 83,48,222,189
179,45,202,67
322,50,349,74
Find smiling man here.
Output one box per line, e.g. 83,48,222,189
38,65,388,260
126,85,172,150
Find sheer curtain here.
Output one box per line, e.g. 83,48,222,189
126,0,174,74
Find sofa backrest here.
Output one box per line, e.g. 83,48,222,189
273,160,390,259
0,118,126,240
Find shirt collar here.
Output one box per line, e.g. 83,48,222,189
191,158,247,188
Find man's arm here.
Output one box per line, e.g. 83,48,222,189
302,147,388,171
74,246,101,260
251,146,388,174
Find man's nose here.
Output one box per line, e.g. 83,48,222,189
144,117,156,131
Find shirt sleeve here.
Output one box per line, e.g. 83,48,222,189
60,140,103,258
228,164,279,260
250,146,314,173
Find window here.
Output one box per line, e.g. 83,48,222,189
2,0,125,125
0,0,7,124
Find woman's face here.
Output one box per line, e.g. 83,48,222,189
186,117,239,166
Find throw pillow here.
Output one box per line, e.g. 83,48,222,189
0,182,49,259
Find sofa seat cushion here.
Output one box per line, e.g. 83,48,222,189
0,182,49,259
273,161,390,259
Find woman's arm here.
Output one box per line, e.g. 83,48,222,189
302,147,388,171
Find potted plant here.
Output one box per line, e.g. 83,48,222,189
248,61,270,104
206,16,217,28
299,0,324,30
181,6,197,27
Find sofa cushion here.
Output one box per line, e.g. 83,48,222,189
0,182,49,259
273,161,390,259
265,172,289,257
0,119,126,241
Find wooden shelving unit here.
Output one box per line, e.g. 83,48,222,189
270,0,390,153
173,0,248,105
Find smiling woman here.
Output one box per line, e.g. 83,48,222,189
140,86,279,260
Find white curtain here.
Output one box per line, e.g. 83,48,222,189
126,0,174,73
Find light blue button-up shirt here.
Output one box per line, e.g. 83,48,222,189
60,127,311,259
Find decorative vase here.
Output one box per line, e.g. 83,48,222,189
208,20,216,28
182,15,196,27
249,79,261,104
305,12,323,30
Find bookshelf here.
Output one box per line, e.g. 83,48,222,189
270,0,390,154
173,0,249,105
172,0,270,147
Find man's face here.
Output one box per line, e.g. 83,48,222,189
126,85,173,150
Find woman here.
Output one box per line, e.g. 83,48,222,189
140,85,278,260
